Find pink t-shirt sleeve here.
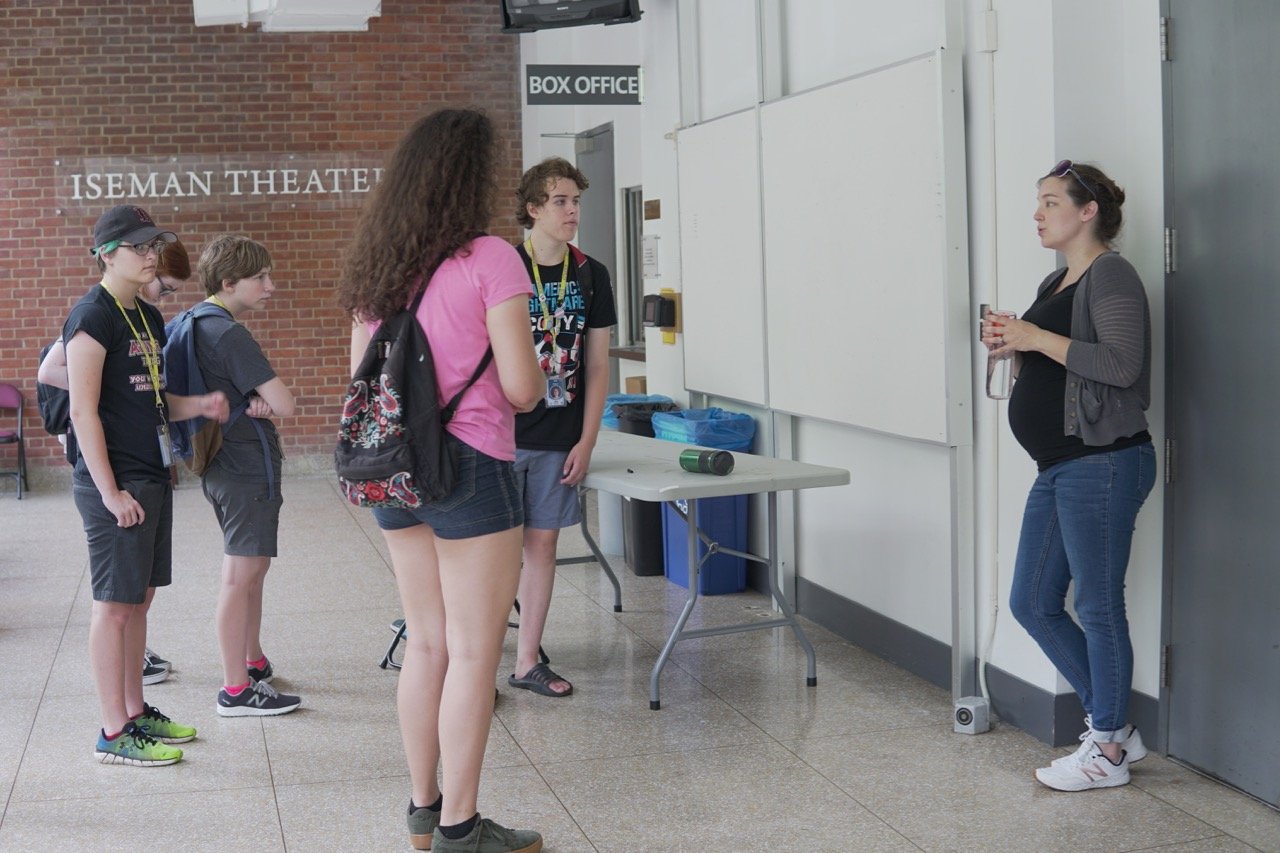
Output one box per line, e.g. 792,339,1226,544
469,236,534,308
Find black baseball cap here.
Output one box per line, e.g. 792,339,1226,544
90,205,176,255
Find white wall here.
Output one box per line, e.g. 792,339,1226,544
983,0,1165,697
519,0,1166,702
798,421,954,640
638,0,686,400
694,0,757,118
780,0,943,94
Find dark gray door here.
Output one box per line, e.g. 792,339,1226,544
1164,0,1280,806
574,123,619,391
575,124,616,305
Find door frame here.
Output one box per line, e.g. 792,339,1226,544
1158,0,1174,758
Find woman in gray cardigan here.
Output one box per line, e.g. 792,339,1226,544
982,160,1155,792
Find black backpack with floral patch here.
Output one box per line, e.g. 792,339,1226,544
335,284,491,509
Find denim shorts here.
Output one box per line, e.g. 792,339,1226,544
371,435,523,540
73,476,173,604
514,448,582,530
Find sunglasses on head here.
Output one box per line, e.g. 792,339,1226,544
1048,159,1098,201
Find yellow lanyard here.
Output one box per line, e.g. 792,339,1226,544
206,294,231,313
102,283,165,415
526,239,569,329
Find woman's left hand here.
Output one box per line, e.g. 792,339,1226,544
986,317,1042,358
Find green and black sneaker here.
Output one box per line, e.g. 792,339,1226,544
134,703,197,744
94,721,183,767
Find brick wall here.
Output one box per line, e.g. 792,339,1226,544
1,0,523,469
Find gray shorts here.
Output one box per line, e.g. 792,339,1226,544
514,448,582,530
201,467,282,557
73,477,173,604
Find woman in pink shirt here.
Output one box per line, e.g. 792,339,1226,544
338,109,543,853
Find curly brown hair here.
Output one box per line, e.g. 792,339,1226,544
338,108,498,322
515,156,589,229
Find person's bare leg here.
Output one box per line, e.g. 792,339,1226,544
435,526,524,825
384,525,447,810
90,599,137,734
243,565,267,664
513,526,570,694
216,555,271,686
122,587,155,717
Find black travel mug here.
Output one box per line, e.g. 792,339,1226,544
678,448,734,476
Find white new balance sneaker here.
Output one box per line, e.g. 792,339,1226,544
1052,715,1147,769
1036,742,1130,791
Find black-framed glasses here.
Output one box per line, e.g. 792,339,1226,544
155,275,179,297
1048,159,1098,201
118,238,171,257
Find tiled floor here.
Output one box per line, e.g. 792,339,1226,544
1,477,1277,852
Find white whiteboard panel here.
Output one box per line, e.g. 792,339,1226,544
761,52,968,443
677,108,768,406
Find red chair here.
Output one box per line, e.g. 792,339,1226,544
0,383,28,499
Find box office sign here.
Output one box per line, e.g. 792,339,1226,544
52,154,384,214
526,64,642,105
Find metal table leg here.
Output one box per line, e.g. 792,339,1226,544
650,498,701,709
567,487,622,612
647,493,818,709
766,491,816,684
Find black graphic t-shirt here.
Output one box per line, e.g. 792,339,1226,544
62,283,171,484
514,243,617,451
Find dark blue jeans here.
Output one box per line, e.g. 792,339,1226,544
1009,443,1156,738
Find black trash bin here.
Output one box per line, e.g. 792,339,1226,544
612,401,679,576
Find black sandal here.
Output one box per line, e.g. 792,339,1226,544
507,662,573,697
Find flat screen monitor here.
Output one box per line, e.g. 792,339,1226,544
500,0,642,34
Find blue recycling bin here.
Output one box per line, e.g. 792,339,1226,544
652,409,756,595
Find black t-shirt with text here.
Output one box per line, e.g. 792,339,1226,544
62,284,170,484
514,244,618,451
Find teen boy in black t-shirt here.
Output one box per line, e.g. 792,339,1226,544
507,158,617,698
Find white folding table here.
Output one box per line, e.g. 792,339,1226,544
577,430,850,709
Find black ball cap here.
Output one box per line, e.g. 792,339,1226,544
91,205,176,254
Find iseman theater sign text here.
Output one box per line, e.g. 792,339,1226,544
55,154,383,212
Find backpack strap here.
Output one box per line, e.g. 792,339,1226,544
181,301,234,397
440,348,493,426
403,277,492,428
235,409,277,501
